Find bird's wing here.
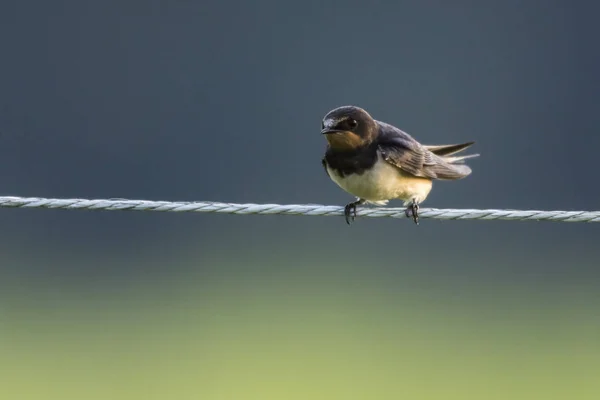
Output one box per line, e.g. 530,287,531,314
376,121,437,178
376,121,472,180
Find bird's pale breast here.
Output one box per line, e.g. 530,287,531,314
326,153,433,205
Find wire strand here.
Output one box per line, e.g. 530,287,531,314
0,196,598,222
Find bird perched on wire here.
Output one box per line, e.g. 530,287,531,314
321,105,478,225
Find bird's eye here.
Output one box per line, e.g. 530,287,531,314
347,119,358,129
321,121,325,129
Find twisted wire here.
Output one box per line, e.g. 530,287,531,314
0,196,598,222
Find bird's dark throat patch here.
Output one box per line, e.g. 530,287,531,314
324,141,378,178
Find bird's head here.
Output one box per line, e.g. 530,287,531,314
321,105,378,151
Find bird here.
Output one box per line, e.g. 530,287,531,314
321,105,478,225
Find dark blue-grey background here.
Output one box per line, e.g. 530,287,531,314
0,1,599,398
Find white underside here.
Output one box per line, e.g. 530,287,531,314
326,153,433,206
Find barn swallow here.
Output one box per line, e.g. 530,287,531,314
321,105,478,225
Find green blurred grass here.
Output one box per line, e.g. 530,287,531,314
1,266,598,400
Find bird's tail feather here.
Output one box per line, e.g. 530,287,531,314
424,141,475,157
424,141,479,180
443,153,480,164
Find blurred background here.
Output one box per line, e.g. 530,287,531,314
1,1,599,399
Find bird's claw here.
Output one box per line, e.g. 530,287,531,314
405,199,420,225
344,202,358,225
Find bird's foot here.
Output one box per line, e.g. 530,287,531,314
344,199,365,225
404,199,420,225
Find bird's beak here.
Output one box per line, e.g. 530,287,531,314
321,128,344,135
